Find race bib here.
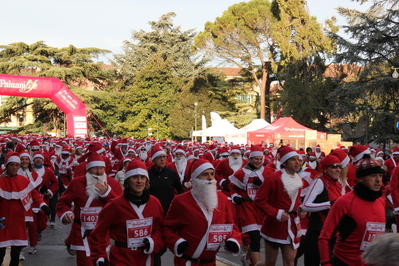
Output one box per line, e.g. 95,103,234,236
206,224,233,251
80,207,101,230
360,222,385,250
20,189,32,211
247,183,258,200
126,218,153,248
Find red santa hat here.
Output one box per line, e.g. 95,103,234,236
186,151,195,160
150,145,166,161
32,151,45,161
30,140,41,150
392,146,399,155
208,144,217,152
315,144,321,150
349,145,370,163
218,147,229,157
249,145,264,158
61,146,72,155
173,145,186,156
5,152,20,166
376,149,384,157
20,151,31,160
190,159,214,180
320,155,341,172
124,159,148,180
309,152,317,159
86,152,106,170
278,146,298,164
329,149,350,169
118,138,128,146
123,157,133,165
11,134,21,142
230,145,241,154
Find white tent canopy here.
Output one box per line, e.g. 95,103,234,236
192,112,239,140
224,119,270,145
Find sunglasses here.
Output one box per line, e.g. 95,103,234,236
329,164,342,169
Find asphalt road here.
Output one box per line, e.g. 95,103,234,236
10,217,304,266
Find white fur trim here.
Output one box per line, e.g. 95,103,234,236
174,149,186,155
151,150,166,161
241,224,262,234
143,237,154,254
99,185,111,198
190,162,214,180
280,151,298,164
174,238,186,257
86,161,106,170
276,209,284,221
6,155,20,165
124,168,149,179
341,155,350,168
250,151,263,158
32,154,44,160
230,149,241,154
30,145,40,150
353,149,370,162
226,238,241,256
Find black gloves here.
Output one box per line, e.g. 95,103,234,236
143,238,150,251
252,178,263,186
41,205,51,215
221,180,228,189
233,196,243,205
39,185,48,194
177,241,189,254
225,240,239,253
98,261,108,266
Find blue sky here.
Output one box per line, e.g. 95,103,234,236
0,0,370,63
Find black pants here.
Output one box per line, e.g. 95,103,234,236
0,246,23,266
154,247,167,266
49,190,59,222
331,254,349,266
303,229,321,266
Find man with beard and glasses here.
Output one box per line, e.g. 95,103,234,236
254,146,304,266
167,145,192,189
56,152,122,266
89,159,164,266
229,145,275,266
162,159,242,266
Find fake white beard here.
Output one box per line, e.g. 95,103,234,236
145,144,152,152
85,172,107,200
191,178,218,213
175,157,187,174
229,156,243,173
139,151,148,161
281,171,303,200
55,148,62,156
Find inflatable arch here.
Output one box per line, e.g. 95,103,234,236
0,74,88,137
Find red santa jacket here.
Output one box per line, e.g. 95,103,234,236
384,157,399,175
33,166,59,205
89,194,164,265
56,175,122,249
55,155,76,178
167,160,192,184
254,170,302,249
214,158,247,197
162,191,242,265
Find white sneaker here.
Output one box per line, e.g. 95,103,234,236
241,254,251,266
19,253,25,260
50,221,55,228
28,246,36,255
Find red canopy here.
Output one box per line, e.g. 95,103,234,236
247,117,326,145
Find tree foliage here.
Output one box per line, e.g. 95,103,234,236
326,0,399,144
0,41,113,135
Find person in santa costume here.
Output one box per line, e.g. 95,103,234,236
162,159,242,266
115,157,133,188
254,146,303,266
55,146,76,190
167,145,192,189
384,146,399,175
229,145,275,265
56,152,123,266
318,154,385,266
215,146,247,198
301,155,343,266
314,145,326,160
19,151,57,254
89,159,164,266
201,144,218,164
0,152,49,266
